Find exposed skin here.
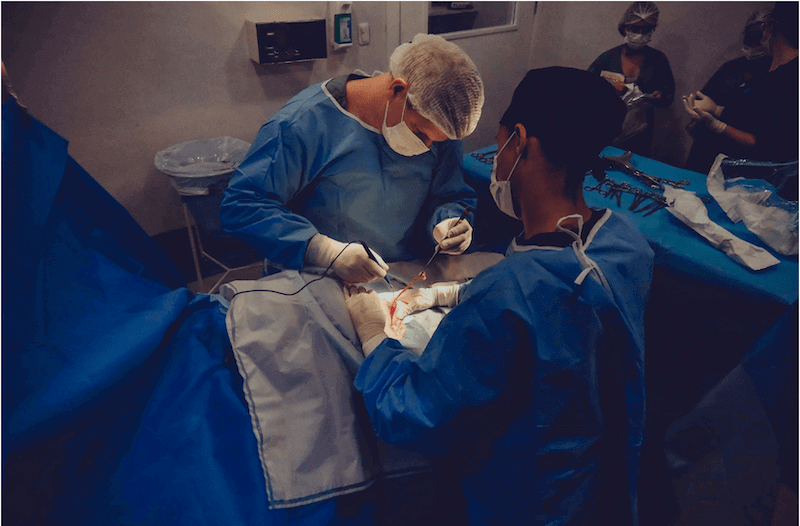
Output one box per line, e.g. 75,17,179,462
342,73,452,335
345,121,599,345
683,16,798,148
345,72,448,147
494,124,593,239
616,19,662,100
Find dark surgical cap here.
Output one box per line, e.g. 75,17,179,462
499,67,626,182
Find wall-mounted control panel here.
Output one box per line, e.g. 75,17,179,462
245,20,327,65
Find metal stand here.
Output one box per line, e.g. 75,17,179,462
182,204,262,294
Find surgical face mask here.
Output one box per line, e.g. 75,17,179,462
742,44,768,59
625,30,651,50
382,97,429,156
743,25,769,59
489,131,523,219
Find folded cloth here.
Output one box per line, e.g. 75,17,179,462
664,185,780,271
221,272,431,509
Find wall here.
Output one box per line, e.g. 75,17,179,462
527,1,769,167
2,1,392,236
397,1,538,152
1,1,774,237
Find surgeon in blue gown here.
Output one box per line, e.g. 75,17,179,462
221,34,483,285
344,68,655,525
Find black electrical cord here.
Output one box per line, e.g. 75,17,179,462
226,241,356,302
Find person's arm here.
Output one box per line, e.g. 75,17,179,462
221,118,320,269
718,123,757,147
354,272,527,456
649,50,675,108
587,48,613,76
422,140,478,252
683,93,757,147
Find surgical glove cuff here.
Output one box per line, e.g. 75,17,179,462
361,333,387,357
305,233,345,268
354,319,387,355
433,283,461,307
708,117,727,134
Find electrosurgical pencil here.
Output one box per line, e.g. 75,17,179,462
359,241,393,289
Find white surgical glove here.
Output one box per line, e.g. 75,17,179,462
385,283,462,319
433,217,473,255
344,285,390,356
305,234,388,284
689,91,723,117
683,95,727,134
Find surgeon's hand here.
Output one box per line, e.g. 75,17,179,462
380,283,462,319
433,217,473,255
305,234,389,284
683,95,727,134
344,285,392,356
688,91,722,117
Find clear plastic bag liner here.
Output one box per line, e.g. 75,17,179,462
155,137,251,196
708,154,798,256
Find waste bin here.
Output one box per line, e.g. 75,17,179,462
155,137,259,291
155,136,251,236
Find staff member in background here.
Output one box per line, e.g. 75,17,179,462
344,67,653,525
221,34,483,284
589,1,675,157
683,8,773,175
694,7,774,109
683,1,798,197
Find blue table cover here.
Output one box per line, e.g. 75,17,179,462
463,145,798,306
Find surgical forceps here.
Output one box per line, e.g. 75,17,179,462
471,147,498,164
603,151,691,190
388,206,472,316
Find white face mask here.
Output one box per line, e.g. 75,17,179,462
382,96,429,157
489,131,523,220
742,44,768,59
625,31,651,50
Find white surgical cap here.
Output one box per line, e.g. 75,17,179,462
617,2,660,35
389,34,484,140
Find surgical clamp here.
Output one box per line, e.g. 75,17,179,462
603,151,691,190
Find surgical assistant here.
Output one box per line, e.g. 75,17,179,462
220,34,482,283
346,68,654,524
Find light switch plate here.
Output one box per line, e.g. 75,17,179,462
358,22,370,45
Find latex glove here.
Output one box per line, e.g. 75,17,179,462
433,217,472,255
383,283,462,319
344,285,390,356
689,91,723,117
305,234,388,284
682,96,727,134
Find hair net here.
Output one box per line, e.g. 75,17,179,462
617,2,660,36
499,67,626,195
389,34,484,140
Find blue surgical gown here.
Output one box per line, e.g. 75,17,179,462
355,210,654,525
220,78,477,267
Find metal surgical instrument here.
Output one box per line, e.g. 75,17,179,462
603,151,691,190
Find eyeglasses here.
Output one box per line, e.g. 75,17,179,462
625,25,656,35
